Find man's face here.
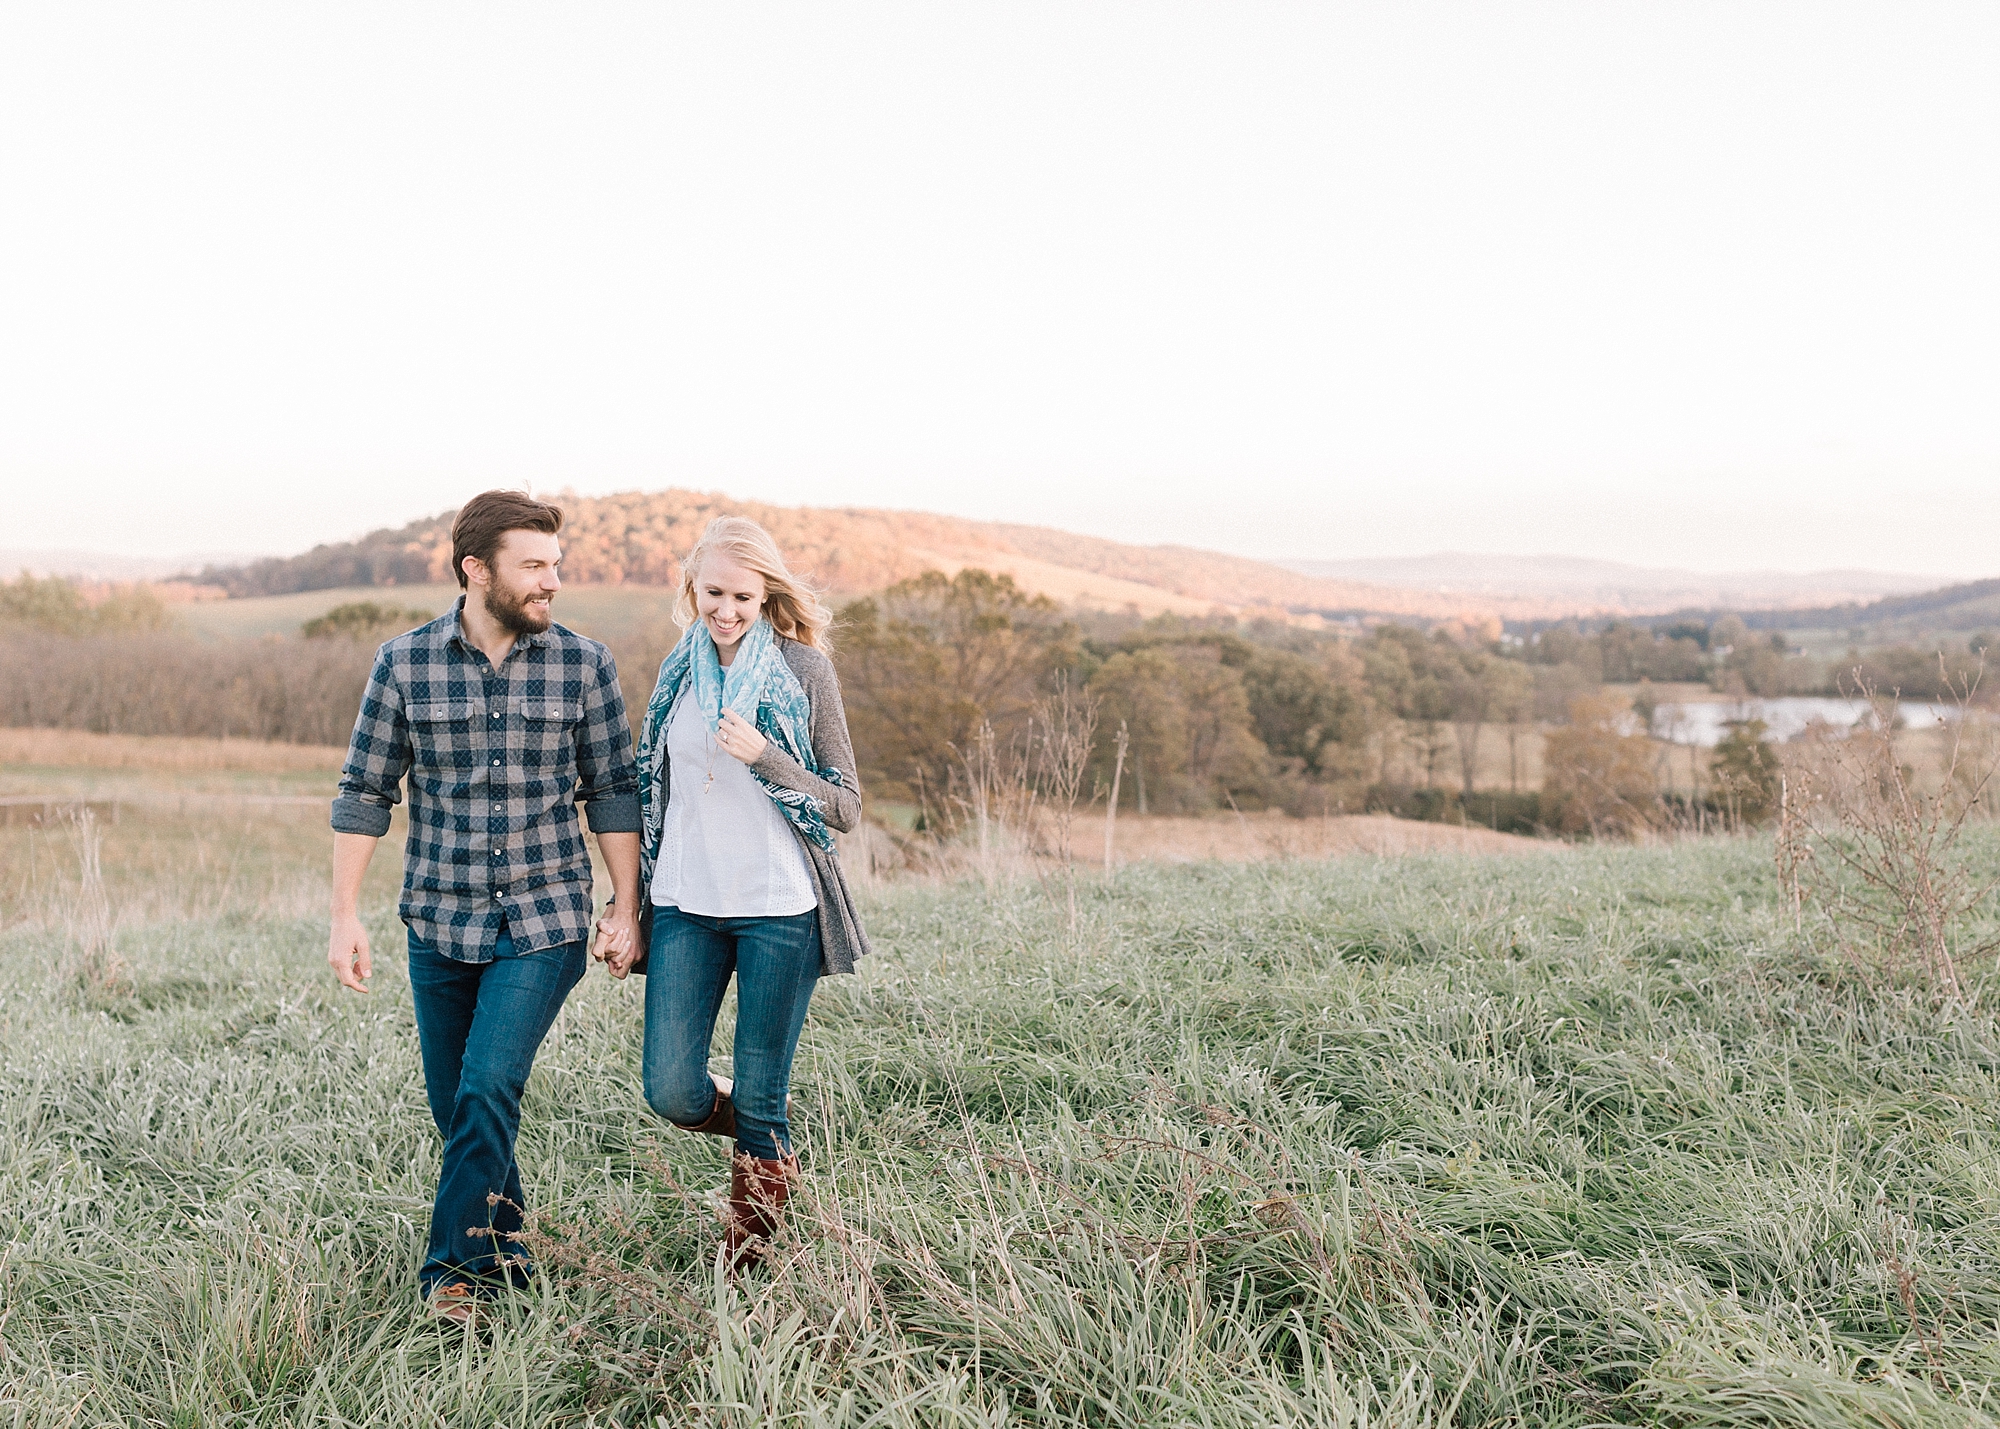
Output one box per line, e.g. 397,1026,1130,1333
471,530,562,635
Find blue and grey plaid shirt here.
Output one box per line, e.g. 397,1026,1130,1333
331,598,641,963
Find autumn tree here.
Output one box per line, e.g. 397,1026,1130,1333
1361,626,1460,787
1087,644,1269,813
1486,659,1536,793
1446,649,1495,796
836,570,1075,815
1541,692,1659,836
1237,645,1370,786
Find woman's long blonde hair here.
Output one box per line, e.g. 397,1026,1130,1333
674,516,834,651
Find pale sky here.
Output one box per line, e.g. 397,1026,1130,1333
2,3,1996,576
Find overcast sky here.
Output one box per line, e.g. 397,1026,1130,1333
2,3,1996,575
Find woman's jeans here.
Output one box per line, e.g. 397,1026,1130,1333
642,906,820,1161
407,925,585,1294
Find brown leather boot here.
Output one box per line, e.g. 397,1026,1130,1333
679,1074,736,1139
679,1075,789,1142
721,1152,798,1271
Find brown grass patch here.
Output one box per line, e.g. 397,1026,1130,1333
0,727,346,773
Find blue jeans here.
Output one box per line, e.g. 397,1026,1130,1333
407,925,585,1295
642,906,820,1160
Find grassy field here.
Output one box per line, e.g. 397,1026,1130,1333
173,585,684,647
6,743,2000,1427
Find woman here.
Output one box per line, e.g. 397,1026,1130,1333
604,516,870,1268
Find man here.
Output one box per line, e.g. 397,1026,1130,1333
327,490,641,1323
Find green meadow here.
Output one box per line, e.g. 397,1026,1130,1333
5,785,2000,1427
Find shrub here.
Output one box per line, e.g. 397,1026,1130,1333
0,630,373,745
0,575,169,635
1540,693,1659,837
1709,719,1782,826
301,601,439,642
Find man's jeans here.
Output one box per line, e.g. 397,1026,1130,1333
641,906,820,1161
408,925,585,1294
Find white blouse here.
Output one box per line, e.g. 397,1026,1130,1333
650,694,817,918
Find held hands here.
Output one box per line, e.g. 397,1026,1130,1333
716,710,767,765
328,913,373,994
594,908,641,979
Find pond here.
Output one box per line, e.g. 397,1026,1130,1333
1647,697,1951,747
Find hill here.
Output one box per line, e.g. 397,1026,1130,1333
1,548,260,583
1282,552,1943,614
1776,576,2000,629
184,489,1576,625
171,583,680,646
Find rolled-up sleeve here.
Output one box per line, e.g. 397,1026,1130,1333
331,649,409,838
575,645,641,833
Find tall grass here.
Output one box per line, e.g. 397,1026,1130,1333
4,834,2000,1425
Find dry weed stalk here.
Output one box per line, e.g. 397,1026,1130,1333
58,807,127,992
950,721,1020,888
1032,678,1098,873
1777,666,2000,1000
936,721,1031,888
1102,719,1129,877
1031,679,1098,932
934,683,1099,922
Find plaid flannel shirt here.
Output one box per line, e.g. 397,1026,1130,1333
331,598,640,963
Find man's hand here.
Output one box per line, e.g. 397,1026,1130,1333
595,908,641,980
329,912,373,993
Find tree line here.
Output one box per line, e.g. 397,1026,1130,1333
2,570,1989,840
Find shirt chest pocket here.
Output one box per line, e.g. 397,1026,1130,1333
406,701,479,764
514,697,581,756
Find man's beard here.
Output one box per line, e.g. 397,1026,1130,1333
483,583,553,636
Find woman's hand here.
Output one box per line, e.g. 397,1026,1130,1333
594,908,640,979
716,709,767,765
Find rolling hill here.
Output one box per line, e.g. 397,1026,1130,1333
175,491,1992,634
185,489,1573,625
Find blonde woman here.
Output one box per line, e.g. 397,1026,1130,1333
602,516,870,1267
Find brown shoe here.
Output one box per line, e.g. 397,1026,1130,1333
425,1282,480,1326
721,1153,798,1271
679,1075,789,1142
680,1074,737,1139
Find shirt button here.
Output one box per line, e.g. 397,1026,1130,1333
493,804,502,812
492,758,500,766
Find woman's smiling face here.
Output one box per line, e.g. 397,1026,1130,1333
695,555,767,653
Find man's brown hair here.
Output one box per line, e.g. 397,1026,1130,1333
450,491,564,589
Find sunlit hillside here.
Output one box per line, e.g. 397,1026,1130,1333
187,489,1579,625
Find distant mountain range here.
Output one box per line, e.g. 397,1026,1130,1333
1280,553,1946,613
0,548,265,582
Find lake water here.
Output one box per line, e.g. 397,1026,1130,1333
1648,697,1951,747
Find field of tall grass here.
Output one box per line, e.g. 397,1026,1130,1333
5,749,2000,1426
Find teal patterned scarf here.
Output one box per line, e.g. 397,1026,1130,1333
637,619,840,897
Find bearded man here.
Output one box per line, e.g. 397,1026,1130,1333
326,490,641,1323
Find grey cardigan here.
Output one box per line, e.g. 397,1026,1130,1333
635,638,873,976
